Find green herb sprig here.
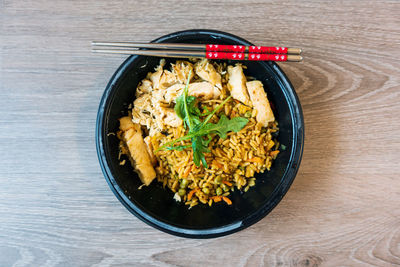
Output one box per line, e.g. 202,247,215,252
155,71,249,168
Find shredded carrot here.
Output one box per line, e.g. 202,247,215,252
212,196,222,202
266,140,275,150
187,188,199,201
182,165,192,178
222,196,232,205
222,180,232,186
270,150,280,157
213,160,224,169
246,157,263,164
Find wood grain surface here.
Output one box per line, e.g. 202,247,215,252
1,0,400,266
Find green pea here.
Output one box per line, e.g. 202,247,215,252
202,187,210,195
178,188,186,196
180,178,188,188
221,183,229,192
216,187,223,196
244,111,252,118
214,176,223,184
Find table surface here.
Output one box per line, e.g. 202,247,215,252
1,0,400,266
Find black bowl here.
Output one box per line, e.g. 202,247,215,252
96,29,304,238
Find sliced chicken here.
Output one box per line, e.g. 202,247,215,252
194,59,222,89
159,107,183,127
151,107,165,132
171,61,194,83
164,83,185,103
158,70,177,89
164,82,221,103
144,136,157,166
118,117,156,186
131,108,152,128
133,94,152,112
148,59,165,90
188,82,221,100
137,79,153,95
246,81,275,126
131,94,153,127
227,64,251,105
151,88,166,104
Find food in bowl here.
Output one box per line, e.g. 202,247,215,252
117,58,280,207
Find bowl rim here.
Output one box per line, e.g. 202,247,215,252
96,29,304,238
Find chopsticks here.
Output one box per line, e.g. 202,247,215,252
91,42,303,62
92,42,302,54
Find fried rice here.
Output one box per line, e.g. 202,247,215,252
117,59,280,207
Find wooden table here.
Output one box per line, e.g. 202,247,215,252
1,0,399,266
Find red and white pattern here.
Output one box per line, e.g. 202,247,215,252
206,44,288,54
248,46,288,54
205,52,287,61
247,54,287,61
206,52,245,60
206,44,246,52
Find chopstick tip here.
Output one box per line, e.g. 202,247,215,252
287,55,303,62
287,48,302,55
